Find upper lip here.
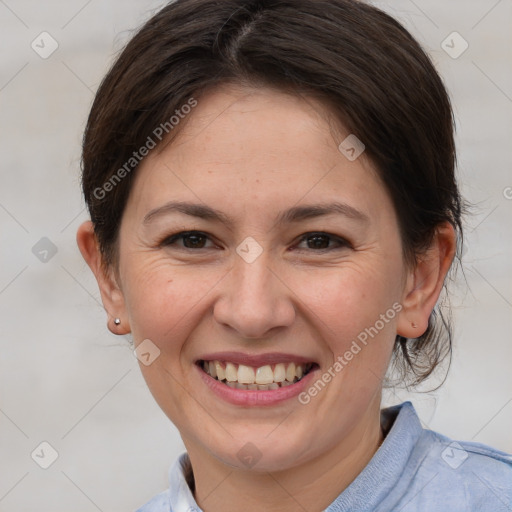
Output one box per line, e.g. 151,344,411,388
196,351,317,368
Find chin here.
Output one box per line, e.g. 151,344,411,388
204,428,314,473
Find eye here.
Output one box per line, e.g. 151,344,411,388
160,231,216,250
159,230,350,252
295,232,350,251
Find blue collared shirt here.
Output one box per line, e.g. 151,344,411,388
136,401,512,511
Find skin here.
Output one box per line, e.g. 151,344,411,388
77,84,456,512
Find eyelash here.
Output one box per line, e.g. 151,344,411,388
159,230,351,252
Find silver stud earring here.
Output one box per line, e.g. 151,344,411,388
114,318,121,326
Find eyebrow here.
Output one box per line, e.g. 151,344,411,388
143,200,369,226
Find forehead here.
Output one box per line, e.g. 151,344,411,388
124,84,394,227
167,85,340,174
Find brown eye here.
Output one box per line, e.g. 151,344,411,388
306,234,330,249
182,234,207,248
161,231,214,249
296,232,349,251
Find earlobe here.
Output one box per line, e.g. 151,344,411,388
397,222,456,339
76,221,131,334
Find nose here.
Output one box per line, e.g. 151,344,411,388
213,252,296,339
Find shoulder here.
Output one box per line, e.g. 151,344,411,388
134,489,171,512
421,427,512,476
400,427,512,511
376,402,512,512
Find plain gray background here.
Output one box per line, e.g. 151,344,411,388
0,0,511,510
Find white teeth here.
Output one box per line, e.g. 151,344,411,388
237,364,255,384
255,365,274,385
274,363,286,382
286,362,296,382
215,361,225,381
225,362,238,382
201,360,311,388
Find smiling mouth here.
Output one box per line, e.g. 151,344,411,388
198,360,317,390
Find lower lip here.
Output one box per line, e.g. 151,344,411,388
196,364,317,406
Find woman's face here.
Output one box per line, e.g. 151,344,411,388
114,84,410,471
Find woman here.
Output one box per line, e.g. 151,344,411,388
76,1,512,510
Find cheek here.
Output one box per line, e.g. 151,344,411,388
293,268,400,413
294,264,400,341
120,257,224,429
290,263,402,400
121,255,223,348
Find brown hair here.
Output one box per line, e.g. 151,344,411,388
81,0,465,386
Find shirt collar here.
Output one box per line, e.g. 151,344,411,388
325,401,423,511
168,452,198,512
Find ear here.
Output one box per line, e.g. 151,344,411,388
76,220,130,334
397,222,457,339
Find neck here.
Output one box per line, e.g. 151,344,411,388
185,397,384,512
